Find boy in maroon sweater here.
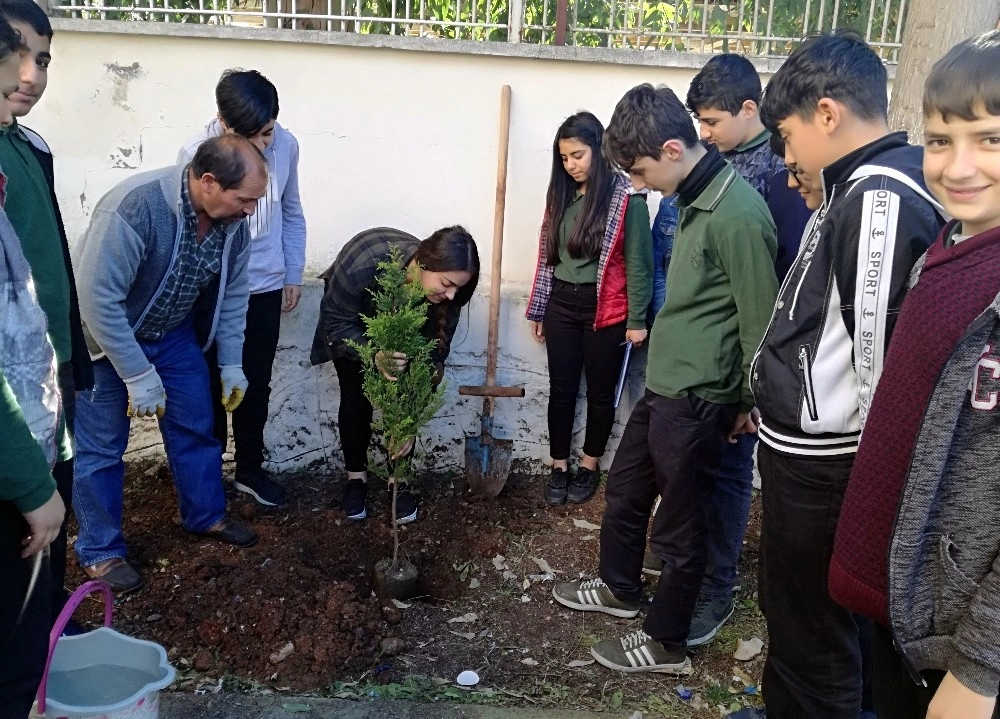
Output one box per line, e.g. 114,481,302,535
831,31,1000,719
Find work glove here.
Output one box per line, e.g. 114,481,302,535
124,365,167,418
219,365,248,413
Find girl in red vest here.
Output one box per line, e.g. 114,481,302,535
526,112,652,506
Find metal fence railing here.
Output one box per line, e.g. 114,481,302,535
48,0,907,60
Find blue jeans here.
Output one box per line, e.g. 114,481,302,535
700,431,756,601
648,195,677,323
73,318,226,568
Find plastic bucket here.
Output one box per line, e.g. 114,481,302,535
36,580,176,719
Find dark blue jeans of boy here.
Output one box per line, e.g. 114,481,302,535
700,432,756,602
648,195,677,323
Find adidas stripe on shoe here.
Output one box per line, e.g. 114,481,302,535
590,629,692,674
552,578,640,618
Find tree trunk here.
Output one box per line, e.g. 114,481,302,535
889,1,1000,141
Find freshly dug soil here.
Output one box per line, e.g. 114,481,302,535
66,459,766,716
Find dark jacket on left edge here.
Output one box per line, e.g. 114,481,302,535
22,126,93,391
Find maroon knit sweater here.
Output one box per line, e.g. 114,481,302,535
829,222,1000,626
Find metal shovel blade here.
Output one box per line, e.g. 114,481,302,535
465,417,514,498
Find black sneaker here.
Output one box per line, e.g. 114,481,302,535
567,467,601,504
590,629,692,674
342,478,368,520
203,517,258,548
686,596,735,647
392,482,418,525
642,550,663,576
545,467,569,506
234,471,287,507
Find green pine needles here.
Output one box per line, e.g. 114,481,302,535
347,245,445,566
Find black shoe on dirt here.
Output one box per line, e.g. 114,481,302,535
545,467,569,506
686,596,735,647
84,558,144,595
590,629,692,674
341,478,368,520
234,471,287,507
567,467,601,504
393,483,418,525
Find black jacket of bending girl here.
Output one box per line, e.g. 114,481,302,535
310,226,480,374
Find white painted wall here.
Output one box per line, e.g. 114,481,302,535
29,26,716,474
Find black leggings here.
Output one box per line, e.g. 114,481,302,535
543,279,626,460
333,356,419,474
333,357,375,473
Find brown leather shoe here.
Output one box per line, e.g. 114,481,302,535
84,558,144,594
202,517,258,548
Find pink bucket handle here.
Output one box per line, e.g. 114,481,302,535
37,580,114,714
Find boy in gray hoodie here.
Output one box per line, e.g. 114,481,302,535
179,69,307,508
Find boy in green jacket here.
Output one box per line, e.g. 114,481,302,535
552,84,777,673
0,20,66,711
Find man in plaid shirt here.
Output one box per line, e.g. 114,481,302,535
71,135,268,594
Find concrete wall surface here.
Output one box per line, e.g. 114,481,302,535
30,25,712,474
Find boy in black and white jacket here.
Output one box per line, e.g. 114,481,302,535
742,31,946,719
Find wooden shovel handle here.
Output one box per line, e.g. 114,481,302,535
458,385,525,398
484,85,511,393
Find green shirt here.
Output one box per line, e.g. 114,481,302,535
553,192,593,282
646,165,778,411
0,122,72,363
0,366,56,513
553,193,653,328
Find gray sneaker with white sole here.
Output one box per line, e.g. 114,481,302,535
552,577,640,618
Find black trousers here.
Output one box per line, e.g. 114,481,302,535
0,501,51,718
599,391,734,651
209,289,283,475
49,361,76,625
758,443,864,719
333,356,374,473
542,280,626,460
873,624,1000,719
332,356,416,474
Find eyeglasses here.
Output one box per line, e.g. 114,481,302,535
785,164,802,184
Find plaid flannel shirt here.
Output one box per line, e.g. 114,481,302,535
136,171,228,341
525,174,632,324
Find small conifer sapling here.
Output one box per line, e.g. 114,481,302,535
347,245,445,571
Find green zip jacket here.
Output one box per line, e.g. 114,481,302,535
646,164,778,412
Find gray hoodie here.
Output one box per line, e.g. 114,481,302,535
73,164,250,380
178,119,306,294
